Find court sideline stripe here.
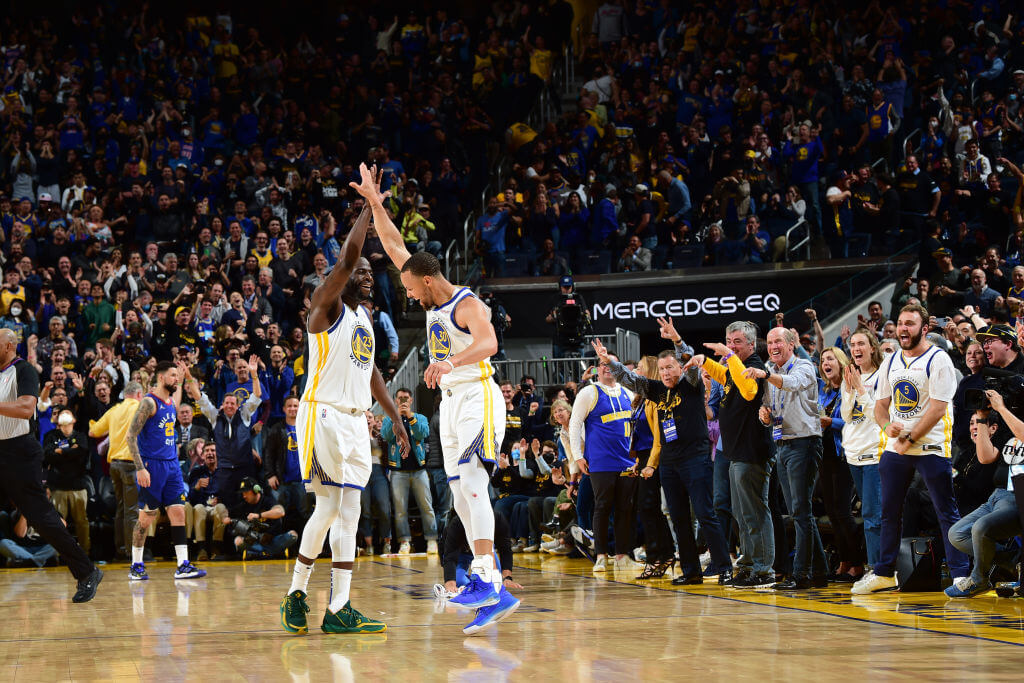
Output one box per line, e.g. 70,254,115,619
515,563,1024,649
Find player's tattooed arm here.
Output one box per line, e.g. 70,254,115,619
127,396,156,470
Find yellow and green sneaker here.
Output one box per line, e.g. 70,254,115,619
321,601,387,634
280,590,310,635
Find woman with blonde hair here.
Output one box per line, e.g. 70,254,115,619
632,356,676,579
840,329,885,572
819,345,864,581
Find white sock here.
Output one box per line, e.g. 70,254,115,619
132,546,144,564
471,553,496,587
174,544,189,567
289,560,314,594
329,568,353,612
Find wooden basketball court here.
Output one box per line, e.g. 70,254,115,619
2,554,1022,680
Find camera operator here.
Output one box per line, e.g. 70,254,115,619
221,477,297,560
480,289,511,361
945,397,1022,597
545,275,590,358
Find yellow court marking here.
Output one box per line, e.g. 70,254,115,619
517,555,1024,646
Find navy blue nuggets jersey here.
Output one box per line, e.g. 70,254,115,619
137,393,178,462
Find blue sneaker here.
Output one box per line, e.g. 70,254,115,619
448,575,499,609
174,561,207,579
463,588,521,636
944,577,989,598
130,563,149,581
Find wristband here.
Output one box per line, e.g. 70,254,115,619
906,436,916,445
721,352,734,363
883,421,891,431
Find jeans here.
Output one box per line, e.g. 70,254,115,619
799,180,822,234
947,488,1021,585
359,464,392,541
729,459,775,577
777,437,827,579
494,495,531,538
849,463,882,566
511,500,531,540
428,467,452,539
245,531,298,558
0,538,57,567
391,469,437,542
275,481,312,521
660,454,732,576
712,451,734,549
876,451,969,579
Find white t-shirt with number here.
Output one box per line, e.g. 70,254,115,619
877,345,956,458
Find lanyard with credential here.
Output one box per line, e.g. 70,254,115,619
770,360,794,441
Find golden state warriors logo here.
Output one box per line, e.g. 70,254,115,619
287,432,299,453
851,401,865,423
870,114,882,128
797,147,808,161
893,380,922,417
429,321,451,361
350,324,373,368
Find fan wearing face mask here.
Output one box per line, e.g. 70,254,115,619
0,293,36,358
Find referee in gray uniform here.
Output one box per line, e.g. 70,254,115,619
0,328,102,602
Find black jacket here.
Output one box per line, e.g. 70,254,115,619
43,428,91,490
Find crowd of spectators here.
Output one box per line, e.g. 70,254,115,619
476,0,1024,277
0,1,579,563
4,2,1024,596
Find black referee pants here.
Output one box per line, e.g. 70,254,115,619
0,435,94,580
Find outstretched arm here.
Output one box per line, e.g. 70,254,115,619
307,204,372,329
350,162,412,269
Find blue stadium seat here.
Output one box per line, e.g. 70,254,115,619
715,240,746,265
501,252,531,277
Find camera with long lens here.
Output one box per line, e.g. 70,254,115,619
555,293,587,349
229,518,270,549
964,367,1024,411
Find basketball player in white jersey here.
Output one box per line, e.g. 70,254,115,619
350,163,519,635
280,189,410,635
851,303,969,594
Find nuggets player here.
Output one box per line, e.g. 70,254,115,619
851,304,970,594
125,360,206,580
280,197,410,635
351,163,519,635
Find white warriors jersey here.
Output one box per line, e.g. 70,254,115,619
301,302,375,410
877,344,956,458
426,287,494,389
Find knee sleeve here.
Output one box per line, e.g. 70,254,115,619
299,488,341,559
329,489,361,562
458,461,494,543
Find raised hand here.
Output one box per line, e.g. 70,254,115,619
591,338,611,364
703,342,730,357
682,354,706,371
656,316,681,342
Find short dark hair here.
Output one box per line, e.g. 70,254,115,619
396,387,412,397
154,360,176,377
402,251,441,277
868,300,883,310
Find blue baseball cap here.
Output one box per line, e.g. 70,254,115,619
559,275,574,288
